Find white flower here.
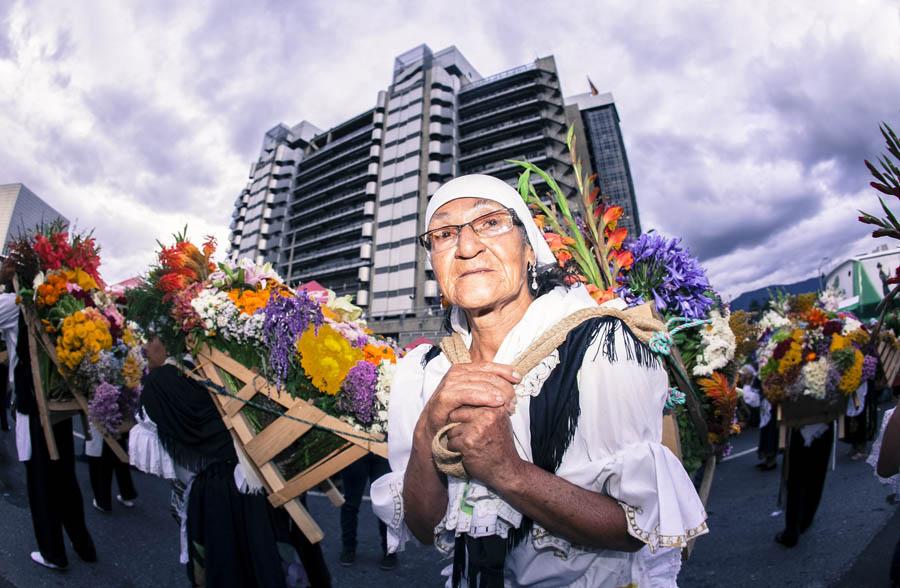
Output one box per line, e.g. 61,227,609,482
801,358,830,400
31,271,45,295
693,309,737,377
759,310,790,332
841,317,862,335
819,287,844,312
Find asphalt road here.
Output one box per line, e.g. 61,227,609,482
0,409,896,588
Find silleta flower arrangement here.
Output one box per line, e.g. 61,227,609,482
756,292,876,407
7,221,146,437
126,232,398,436
512,128,741,472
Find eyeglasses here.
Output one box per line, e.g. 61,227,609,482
418,208,521,253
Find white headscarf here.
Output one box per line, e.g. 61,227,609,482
424,174,556,266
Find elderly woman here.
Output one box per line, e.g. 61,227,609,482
371,174,707,587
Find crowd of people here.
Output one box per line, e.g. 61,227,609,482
0,173,896,587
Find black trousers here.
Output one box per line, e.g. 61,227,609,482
0,362,9,430
88,434,137,510
24,415,96,567
783,424,834,540
340,453,389,553
758,415,779,460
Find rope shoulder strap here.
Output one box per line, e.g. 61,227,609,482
432,304,666,479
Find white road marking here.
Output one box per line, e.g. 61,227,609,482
720,446,758,462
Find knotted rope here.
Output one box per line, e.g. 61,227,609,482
431,305,666,479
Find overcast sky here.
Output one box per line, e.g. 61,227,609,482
1,0,898,299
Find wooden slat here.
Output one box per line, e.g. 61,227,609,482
369,442,388,459
269,444,368,508
684,455,716,559
318,480,345,507
662,414,682,461
283,500,325,544
48,399,81,411
243,402,324,465
24,310,59,460
222,380,256,416
199,347,259,384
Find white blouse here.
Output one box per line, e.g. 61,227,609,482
371,285,708,587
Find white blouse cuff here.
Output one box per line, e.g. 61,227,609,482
598,442,708,552
370,470,413,553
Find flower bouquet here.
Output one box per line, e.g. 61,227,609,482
126,232,398,542
756,292,875,427
616,232,749,471
512,128,740,478
7,221,145,460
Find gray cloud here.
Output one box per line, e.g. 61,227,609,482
1,0,898,297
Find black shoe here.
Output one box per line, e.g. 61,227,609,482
339,549,355,567
775,531,798,548
379,553,398,571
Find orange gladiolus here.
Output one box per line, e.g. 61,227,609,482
586,284,616,305
600,206,624,229
606,227,627,249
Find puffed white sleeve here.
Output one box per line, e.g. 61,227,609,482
370,344,431,553
558,323,708,552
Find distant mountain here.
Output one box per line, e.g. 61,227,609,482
730,276,821,311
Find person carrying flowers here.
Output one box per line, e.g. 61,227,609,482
371,175,707,587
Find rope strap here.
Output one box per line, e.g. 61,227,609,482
432,305,666,479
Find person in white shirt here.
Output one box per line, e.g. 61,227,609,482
370,174,707,587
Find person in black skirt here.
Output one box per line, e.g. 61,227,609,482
775,423,834,548
87,433,138,511
135,336,332,587
1,292,97,570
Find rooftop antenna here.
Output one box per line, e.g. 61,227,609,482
587,76,599,96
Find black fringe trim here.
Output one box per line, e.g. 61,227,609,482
587,316,661,369
421,345,442,368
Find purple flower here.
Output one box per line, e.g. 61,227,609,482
826,367,842,394
862,355,878,381
616,233,713,319
262,291,324,387
89,382,125,433
339,360,378,425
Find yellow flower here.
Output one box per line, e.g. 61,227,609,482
55,310,112,372
838,349,864,396
64,268,98,292
122,350,144,390
830,334,849,352
297,324,363,395
846,329,870,347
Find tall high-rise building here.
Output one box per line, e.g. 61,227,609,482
0,183,68,250
227,45,638,341
230,122,318,264
566,91,641,236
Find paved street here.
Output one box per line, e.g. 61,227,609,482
0,409,896,588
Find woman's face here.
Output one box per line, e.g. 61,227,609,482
144,336,168,370
428,197,534,312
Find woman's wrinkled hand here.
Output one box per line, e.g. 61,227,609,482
444,405,522,486
418,362,520,440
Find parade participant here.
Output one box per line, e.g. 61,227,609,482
130,335,332,587
339,453,396,569
371,174,707,587
871,400,900,585
86,429,138,512
775,423,834,548
0,274,97,570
